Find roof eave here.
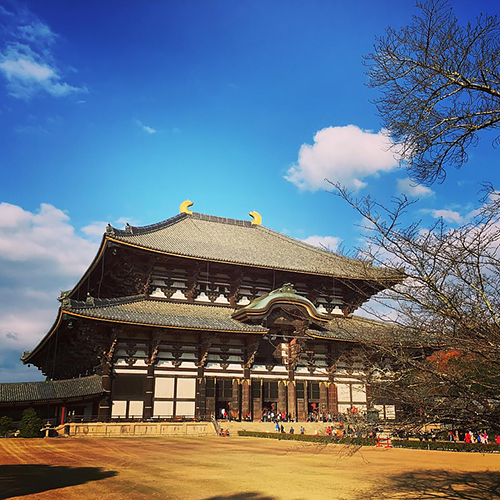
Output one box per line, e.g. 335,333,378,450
22,309,64,366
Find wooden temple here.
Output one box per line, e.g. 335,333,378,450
19,201,401,422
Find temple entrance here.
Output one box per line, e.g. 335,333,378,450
261,403,278,421
215,378,232,419
307,382,320,421
262,380,279,420
215,401,230,419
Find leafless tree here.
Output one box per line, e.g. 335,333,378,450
333,182,500,431
366,0,500,185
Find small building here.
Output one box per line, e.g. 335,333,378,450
13,202,400,422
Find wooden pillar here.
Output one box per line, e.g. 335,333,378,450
320,382,328,417
143,363,155,419
196,374,207,420
303,380,309,419
97,362,112,421
287,381,297,420
328,383,338,416
60,406,66,426
278,380,287,415
241,368,252,420
253,379,262,420
231,379,240,420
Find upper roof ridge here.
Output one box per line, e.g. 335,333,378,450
190,212,253,227
65,295,144,310
106,211,256,237
107,213,187,237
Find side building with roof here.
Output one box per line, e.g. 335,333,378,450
12,201,402,423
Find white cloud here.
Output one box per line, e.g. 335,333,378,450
0,203,143,381
432,210,464,224
285,125,399,191
302,235,342,252
421,208,464,224
18,21,56,44
397,178,434,198
0,202,99,382
81,220,108,239
82,217,141,240
0,57,55,80
136,120,156,134
0,7,86,99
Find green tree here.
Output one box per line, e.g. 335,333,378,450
0,416,14,437
18,408,42,438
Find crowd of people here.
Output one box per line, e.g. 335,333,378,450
395,428,500,444
448,430,500,444
260,409,360,423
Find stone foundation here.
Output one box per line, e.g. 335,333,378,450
57,421,216,438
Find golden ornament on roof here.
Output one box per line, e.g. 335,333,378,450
179,200,194,214
249,211,262,225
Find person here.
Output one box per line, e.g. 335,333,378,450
482,431,488,444
290,427,295,434
275,422,280,433
280,424,285,433
300,426,305,435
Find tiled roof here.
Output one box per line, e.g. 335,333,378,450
63,296,411,343
106,212,398,280
64,296,268,333
0,375,103,404
308,315,425,345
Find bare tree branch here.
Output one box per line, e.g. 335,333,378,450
331,181,500,430
366,0,500,184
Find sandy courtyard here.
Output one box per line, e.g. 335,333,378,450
0,436,499,500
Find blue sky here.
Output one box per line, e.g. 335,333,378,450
0,0,498,381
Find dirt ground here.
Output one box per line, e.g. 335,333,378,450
0,437,499,500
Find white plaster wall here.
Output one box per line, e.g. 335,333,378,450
128,401,144,418
351,384,366,403
111,400,127,418
153,401,174,417
336,384,351,402
176,401,195,417
155,377,175,398
176,378,196,399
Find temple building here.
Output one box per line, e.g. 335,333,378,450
14,201,401,423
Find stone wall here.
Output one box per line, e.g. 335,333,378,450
57,421,216,438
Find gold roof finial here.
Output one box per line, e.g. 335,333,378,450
179,200,194,214
249,211,262,225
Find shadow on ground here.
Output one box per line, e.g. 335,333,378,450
366,470,500,499
0,464,117,499
202,494,276,500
